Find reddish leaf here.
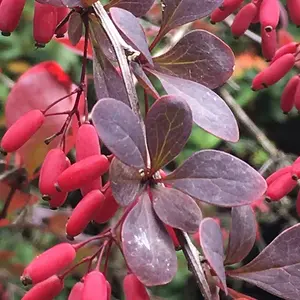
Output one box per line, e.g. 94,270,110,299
147,70,239,142
224,206,256,265
229,223,300,299
109,158,143,206
122,192,177,286
145,95,192,171
200,218,227,294
164,150,267,207
106,0,155,17
152,186,202,232
153,30,235,89
110,7,153,65
91,98,147,169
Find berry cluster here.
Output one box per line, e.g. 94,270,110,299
0,0,69,47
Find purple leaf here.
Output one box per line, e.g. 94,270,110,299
122,192,177,286
200,218,227,294
152,186,202,233
110,7,153,65
228,224,300,300
131,62,160,99
110,158,144,206
153,30,235,89
91,98,147,169
145,95,193,171
147,70,239,142
68,12,83,46
36,0,82,7
164,150,267,207
159,0,223,36
224,206,257,265
106,0,155,17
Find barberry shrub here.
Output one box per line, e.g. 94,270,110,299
1,0,300,300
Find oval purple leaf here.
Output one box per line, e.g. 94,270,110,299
122,192,178,286
152,186,202,233
147,70,239,142
229,224,300,299
110,158,144,206
224,206,257,265
110,7,153,65
164,150,267,207
145,95,193,171
91,98,147,169
153,30,235,89
200,218,227,294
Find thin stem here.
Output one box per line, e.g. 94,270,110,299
0,186,17,220
144,90,149,116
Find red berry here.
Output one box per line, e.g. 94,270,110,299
33,2,58,48
55,155,109,192
68,282,84,300
259,0,280,32
261,28,277,61
287,0,300,27
55,7,69,38
21,243,76,285
251,0,262,24
231,3,258,38
291,158,300,179
294,80,300,111
66,190,105,239
0,110,45,154
266,172,296,201
266,166,292,185
49,191,69,209
106,281,111,300
83,271,107,300
271,42,298,63
263,53,295,86
296,190,300,217
39,149,70,197
280,75,300,113
93,187,119,224
0,0,26,35
123,273,150,300
220,0,244,10
22,275,63,300
251,71,267,91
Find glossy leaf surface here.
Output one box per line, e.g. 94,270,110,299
110,158,143,206
229,224,300,300
91,98,147,169
110,7,153,65
153,30,235,89
160,0,223,35
122,193,177,286
145,95,192,171
148,70,239,142
36,0,82,7
106,0,155,17
165,150,267,207
152,186,202,232
224,206,257,265
200,218,227,294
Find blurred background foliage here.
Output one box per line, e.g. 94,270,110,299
0,0,299,299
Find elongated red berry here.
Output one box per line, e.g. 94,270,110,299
0,0,26,36
251,0,262,24
294,80,300,111
261,28,277,61
266,166,292,185
22,275,63,300
68,282,84,300
263,53,295,86
123,273,150,300
231,3,257,38
83,271,107,300
39,149,69,198
287,0,300,27
55,155,109,192
106,281,111,300
21,243,76,285
66,190,105,239
55,7,69,38
0,110,45,154
291,158,300,179
251,71,267,91
280,75,300,113
210,8,231,23
272,42,298,63
296,190,300,217
259,0,280,32
49,191,68,209
76,123,102,196
93,187,119,224
220,0,244,10
265,172,296,201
